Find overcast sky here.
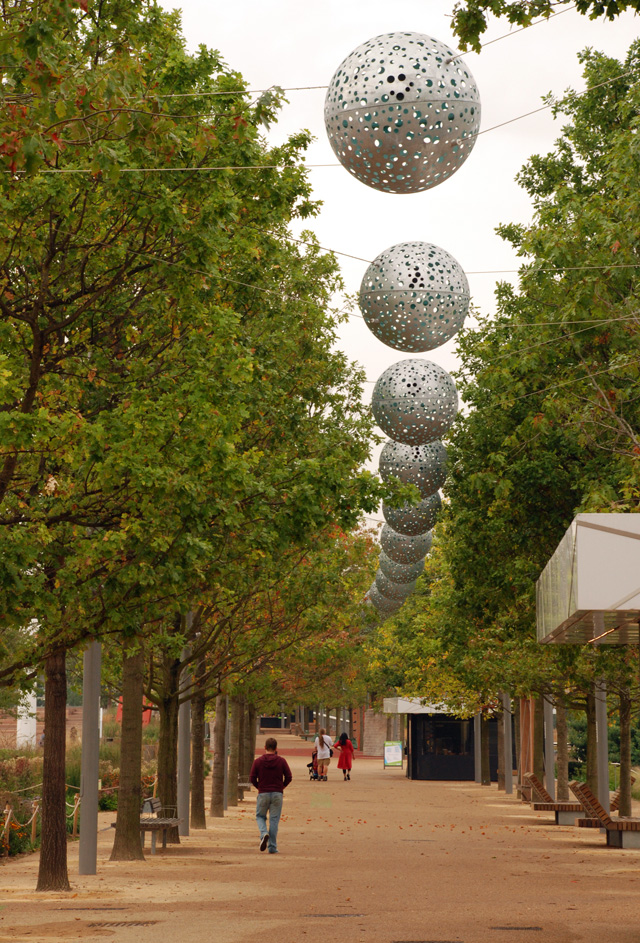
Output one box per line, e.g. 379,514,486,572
159,1,639,500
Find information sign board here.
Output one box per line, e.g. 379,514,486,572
383,740,403,768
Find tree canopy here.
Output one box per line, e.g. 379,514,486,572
366,41,640,712
0,0,404,690
451,0,640,52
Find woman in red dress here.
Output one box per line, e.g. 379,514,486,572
333,732,354,781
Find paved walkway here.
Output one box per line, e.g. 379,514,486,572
1,735,639,943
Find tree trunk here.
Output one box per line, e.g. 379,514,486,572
555,695,569,801
586,687,599,796
480,712,491,785
156,653,181,842
236,697,246,801
227,696,241,807
533,696,545,782
240,701,250,783
497,707,505,791
110,645,145,861
37,648,70,892
618,687,632,817
190,662,207,829
209,694,226,817
513,702,521,785
244,702,257,786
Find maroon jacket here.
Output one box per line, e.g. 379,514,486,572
250,752,292,794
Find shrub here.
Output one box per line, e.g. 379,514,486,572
0,739,158,853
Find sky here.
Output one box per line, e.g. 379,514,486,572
159,0,639,498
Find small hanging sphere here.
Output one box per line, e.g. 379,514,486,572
378,550,425,583
379,439,447,498
383,491,442,537
372,359,458,446
359,242,470,352
366,582,404,613
324,31,481,194
381,524,432,565
375,570,417,600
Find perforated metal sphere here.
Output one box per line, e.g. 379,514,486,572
379,439,447,498
367,582,404,613
372,359,458,445
375,570,417,600
325,32,481,194
379,551,425,583
381,524,432,565
359,242,470,352
383,492,442,537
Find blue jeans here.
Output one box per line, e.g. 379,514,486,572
256,791,283,853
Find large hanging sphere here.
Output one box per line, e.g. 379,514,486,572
372,359,458,446
367,582,404,613
381,524,432,565
379,439,447,498
359,242,470,352
324,32,481,194
375,570,417,600
383,492,442,537
379,550,425,583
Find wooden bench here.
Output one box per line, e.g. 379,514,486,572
524,772,585,825
569,781,640,848
111,797,182,855
573,780,631,827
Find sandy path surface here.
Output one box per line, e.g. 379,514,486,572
1,736,639,943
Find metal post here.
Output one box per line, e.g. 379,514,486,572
474,713,481,783
79,641,101,875
177,655,191,837
543,695,555,801
595,678,610,814
502,694,513,796
223,695,229,811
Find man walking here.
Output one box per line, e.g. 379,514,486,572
249,737,292,854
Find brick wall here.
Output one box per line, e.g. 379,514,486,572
0,706,83,748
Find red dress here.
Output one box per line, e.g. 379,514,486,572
334,739,354,770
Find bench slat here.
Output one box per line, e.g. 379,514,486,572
532,802,583,812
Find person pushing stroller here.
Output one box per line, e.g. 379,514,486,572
314,727,333,781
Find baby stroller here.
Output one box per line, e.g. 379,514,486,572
307,749,319,780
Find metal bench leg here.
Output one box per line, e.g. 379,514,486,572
151,831,157,855
141,831,145,849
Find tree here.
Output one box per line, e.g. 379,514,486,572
451,0,640,52
145,526,378,821
365,44,640,787
0,0,399,887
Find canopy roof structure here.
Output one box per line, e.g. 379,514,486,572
382,697,443,714
536,514,640,645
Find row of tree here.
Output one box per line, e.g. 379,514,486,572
0,1,410,891
365,40,640,814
